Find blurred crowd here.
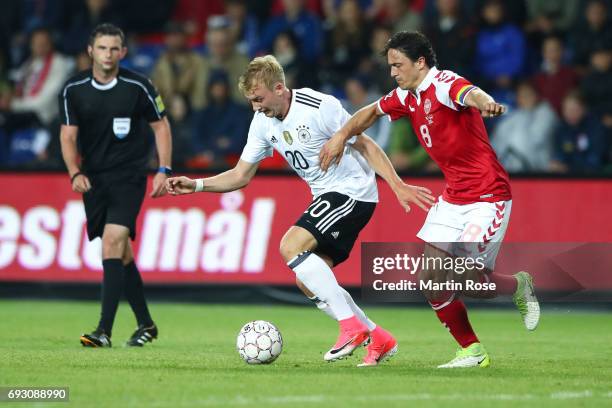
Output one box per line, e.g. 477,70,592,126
1,0,612,175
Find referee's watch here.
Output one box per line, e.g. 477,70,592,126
158,166,173,176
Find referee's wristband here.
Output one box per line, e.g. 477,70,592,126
70,171,84,184
194,179,205,193
158,166,173,176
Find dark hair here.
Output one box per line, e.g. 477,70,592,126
89,23,125,47
381,31,437,67
564,89,585,105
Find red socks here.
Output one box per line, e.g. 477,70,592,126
432,297,479,348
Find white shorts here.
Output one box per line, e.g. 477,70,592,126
416,197,512,270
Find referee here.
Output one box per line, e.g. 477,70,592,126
59,24,172,347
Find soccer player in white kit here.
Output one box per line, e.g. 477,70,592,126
166,55,435,366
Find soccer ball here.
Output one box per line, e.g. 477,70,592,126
236,320,283,364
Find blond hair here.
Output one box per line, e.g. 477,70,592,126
238,55,286,95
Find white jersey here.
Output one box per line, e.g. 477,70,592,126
240,88,378,202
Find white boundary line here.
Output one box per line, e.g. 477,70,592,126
144,390,612,407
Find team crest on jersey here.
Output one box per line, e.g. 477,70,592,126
283,131,293,145
424,98,432,114
296,125,311,143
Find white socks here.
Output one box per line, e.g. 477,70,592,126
289,251,377,330
340,287,377,331
308,296,337,320
308,289,377,331
288,251,354,320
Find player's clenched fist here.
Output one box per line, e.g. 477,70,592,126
480,102,506,118
166,176,196,195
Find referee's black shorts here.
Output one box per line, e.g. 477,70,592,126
82,170,147,241
295,192,376,266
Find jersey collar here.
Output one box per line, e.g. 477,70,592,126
279,89,296,123
415,67,438,94
91,77,117,90
410,66,438,105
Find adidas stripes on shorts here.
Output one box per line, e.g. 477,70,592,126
295,192,376,266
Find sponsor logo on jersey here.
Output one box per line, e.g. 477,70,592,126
331,231,340,239
270,135,278,143
297,125,311,143
424,98,432,114
283,131,293,145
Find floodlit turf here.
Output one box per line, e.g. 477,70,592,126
0,300,610,408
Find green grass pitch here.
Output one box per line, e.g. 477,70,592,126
0,300,611,407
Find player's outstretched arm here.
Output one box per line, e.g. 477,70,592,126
352,134,435,212
464,88,506,118
166,159,259,195
320,102,382,171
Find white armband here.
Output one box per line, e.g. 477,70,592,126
195,179,205,192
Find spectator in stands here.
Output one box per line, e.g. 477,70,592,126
491,81,558,172
75,51,92,72
485,0,527,26
269,0,324,16
0,0,22,69
322,0,373,90
570,0,612,69
21,0,62,33
341,75,391,150
10,27,73,126
531,35,579,115
189,70,251,168
474,0,526,103
113,0,174,34
424,0,476,77
151,22,206,115
200,16,250,106
226,0,260,58
259,0,324,62
273,31,317,89
382,0,423,33
358,24,395,94
581,47,612,123
550,90,606,173
169,0,224,46
248,0,275,27
581,47,612,161
60,0,122,55
525,0,580,35
424,0,526,28
0,75,52,167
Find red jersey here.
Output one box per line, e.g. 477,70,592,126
378,67,512,204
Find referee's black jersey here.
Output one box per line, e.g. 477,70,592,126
59,68,166,173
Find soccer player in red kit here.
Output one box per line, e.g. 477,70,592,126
320,31,540,368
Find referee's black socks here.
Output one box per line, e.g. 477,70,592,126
98,259,125,337
124,261,154,327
